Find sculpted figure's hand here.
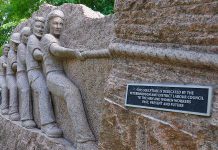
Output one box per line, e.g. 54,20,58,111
11,62,17,72
33,49,43,61
76,51,85,61
2,63,7,68
67,48,84,61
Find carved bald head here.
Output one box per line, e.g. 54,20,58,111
47,9,64,37
10,33,20,52
3,44,10,56
21,27,31,45
32,17,45,38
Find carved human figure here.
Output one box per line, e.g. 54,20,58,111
0,44,9,115
17,27,36,128
41,10,97,149
26,17,62,137
7,33,20,121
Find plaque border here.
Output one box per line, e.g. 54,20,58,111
125,83,213,116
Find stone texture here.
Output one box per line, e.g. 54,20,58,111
12,3,114,145
41,9,97,147
52,4,113,144
99,1,218,148
64,58,112,141
0,114,75,150
56,4,114,144
2,1,217,150
114,0,218,47
26,17,60,138
99,58,218,150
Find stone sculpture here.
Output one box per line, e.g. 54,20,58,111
0,44,9,115
7,33,20,121
26,16,62,137
40,9,97,149
17,27,36,128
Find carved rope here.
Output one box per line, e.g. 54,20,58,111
81,49,111,59
109,42,218,68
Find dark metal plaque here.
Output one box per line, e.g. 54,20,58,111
125,84,213,116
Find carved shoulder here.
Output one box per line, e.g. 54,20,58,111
41,34,58,51
41,34,56,43
27,34,40,53
17,43,25,53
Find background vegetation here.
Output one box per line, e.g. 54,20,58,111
0,0,114,55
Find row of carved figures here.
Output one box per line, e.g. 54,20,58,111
0,9,97,150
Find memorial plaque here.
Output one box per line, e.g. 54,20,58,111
125,84,213,116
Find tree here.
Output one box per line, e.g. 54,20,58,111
0,0,46,54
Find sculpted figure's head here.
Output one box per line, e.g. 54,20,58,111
3,44,10,57
32,17,45,39
47,10,64,37
20,27,31,45
10,33,20,52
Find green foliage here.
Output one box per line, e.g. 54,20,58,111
0,0,114,55
0,0,46,54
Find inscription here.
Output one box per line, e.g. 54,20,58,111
125,84,213,116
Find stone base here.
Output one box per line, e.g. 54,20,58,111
0,114,75,150
99,99,218,150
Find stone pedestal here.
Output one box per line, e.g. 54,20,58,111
0,114,75,150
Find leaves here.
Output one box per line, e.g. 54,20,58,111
0,0,46,54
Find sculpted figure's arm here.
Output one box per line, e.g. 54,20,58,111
33,48,43,61
2,62,7,68
11,52,17,72
50,43,82,59
28,36,43,61
11,62,17,72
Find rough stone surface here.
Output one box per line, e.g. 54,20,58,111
64,58,112,141
12,3,114,145
98,1,218,149
2,1,217,150
114,0,218,47
55,4,113,144
99,58,218,150
41,9,97,148
0,114,75,150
